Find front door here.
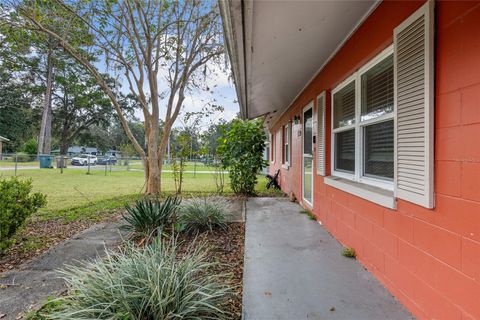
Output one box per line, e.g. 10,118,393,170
303,104,314,206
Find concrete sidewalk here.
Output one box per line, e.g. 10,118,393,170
243,198,413,320
0,221,125,320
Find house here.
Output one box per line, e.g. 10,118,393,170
221,0,480,318
0,135,9,160
51,146,98,157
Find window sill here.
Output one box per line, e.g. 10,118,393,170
324,176,396,209
282,164,290,170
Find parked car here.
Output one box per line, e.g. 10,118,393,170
71,154,97,166
97,156,117,165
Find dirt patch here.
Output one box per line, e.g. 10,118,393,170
177,223,245,319
0,212,121,273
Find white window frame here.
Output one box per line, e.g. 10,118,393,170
282,123,291,168
331,45,395,191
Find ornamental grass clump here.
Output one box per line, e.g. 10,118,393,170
44,238,230,319
121,195,181,238
178,197,229,234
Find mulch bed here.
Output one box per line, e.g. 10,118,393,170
177,223,245,319
0,212,121,273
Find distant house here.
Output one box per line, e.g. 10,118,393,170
51,146,98,157
105,149,122,158
0,135,9,160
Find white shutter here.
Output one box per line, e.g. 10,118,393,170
394,1,434,208
317,92,326,176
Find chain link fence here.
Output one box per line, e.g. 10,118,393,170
0,153,219,176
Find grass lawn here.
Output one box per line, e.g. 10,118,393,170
0,167,283,273
0,160,39,167
127,160,216,171
0,168,281,220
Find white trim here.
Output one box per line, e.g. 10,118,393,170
331,45,395,190
270,0,381,128
316,91,326,176
324,176,396,209
302,101,314,208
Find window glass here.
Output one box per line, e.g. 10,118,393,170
361,54,394,121
364,120,394,179
304,109,313,155
335,129,355,173
333,81,355,129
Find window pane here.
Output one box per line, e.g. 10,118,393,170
364,120,394,179
333,81,356,129
361,54,394,121
304,108,313,155
335,129,355,173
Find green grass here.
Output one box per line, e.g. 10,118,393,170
0,160,39,167
0,168,283,221
127,161,217,172
341,247,356,258
300,209,317,221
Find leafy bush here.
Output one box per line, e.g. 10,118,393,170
217,119,266,195
43,239,230,319
0,178,46,254
122,196,181,237
22,138,38,155
178,197,228,233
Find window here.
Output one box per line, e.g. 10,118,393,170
331,46,394,190
282,123,291,166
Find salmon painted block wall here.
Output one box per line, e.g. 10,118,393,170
269,1,480,319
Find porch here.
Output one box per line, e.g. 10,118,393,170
243,198,412,319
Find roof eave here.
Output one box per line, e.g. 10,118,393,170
219,0,248,119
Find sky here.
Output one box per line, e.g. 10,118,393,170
125,60,240,132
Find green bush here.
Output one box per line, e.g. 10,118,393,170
22,138,38,155
121,196,181,237
217,119,267,195
0,178,46,254
43,239,230,319
178,197,228,234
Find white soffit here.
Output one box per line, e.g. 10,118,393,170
232,0,379,121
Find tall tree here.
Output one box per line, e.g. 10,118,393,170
8,0,225,195
52,57,117,155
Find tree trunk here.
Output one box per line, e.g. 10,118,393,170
38,45,55,155
59,139,69,156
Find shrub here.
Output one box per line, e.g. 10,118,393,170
0,178,46,254
217,119,267,195
121,196,181,237
43,239,230,319
178,197,228,234
22,138,38,155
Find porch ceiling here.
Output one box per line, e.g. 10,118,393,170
220,0,379,124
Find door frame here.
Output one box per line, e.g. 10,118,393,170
302,101,314,208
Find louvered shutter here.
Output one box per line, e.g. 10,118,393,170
394,0,434,208
317,92,326,176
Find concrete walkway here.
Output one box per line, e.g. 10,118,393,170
243,198,413,320
0,221,125,320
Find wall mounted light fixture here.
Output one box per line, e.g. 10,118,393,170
293,115,301,124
